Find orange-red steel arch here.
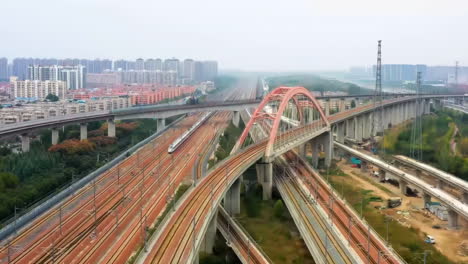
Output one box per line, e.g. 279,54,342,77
238,86,330,158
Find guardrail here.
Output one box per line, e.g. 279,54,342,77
335,142,468,220
218,206,273,264
0,115,186,241
297,154,407,263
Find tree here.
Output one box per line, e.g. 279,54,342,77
351,100,356,108
348,84,361,95
459,138,468,156
45,94,59,102
0,172,19,190
48,139,95,154
273,199,286,219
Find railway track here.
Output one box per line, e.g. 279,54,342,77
275,170,354,264
143,142,266,263
75,112,231,264
2,115,201,263
283,152,402,264
217,207,270,264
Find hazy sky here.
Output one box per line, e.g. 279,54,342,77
1,0,467,71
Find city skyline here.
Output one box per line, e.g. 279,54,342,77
1,0,467,71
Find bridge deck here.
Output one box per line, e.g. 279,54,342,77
394,155,468,192
335,142,468,220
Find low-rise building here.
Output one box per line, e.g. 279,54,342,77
0,96,132,125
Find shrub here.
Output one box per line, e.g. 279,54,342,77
48,139,95,155
273,200,286,219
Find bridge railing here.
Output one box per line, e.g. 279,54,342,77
218,207,273,263
299,156,407,263
273,119,328,152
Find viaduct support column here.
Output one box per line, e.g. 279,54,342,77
157,118,166,133
425,99,431,114
448,209,458,229
232,111,240,127
339,99,346,112
399,179,408,195
224,178,241,215
336,122,345,144
51,128,59,145
80,123,87,141
378,169,386,182
311,138,319,168
423,192,431,208
107,119,116,137
463,192,468,204
20,134,30,152
325,100,330,116
298,144,306,158
354,116,363,142
200,209,218,254
346,119,354,139
361,114,369,139
322,132,333,168
256,162,273,200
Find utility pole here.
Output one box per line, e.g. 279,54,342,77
59,204,63,235
92,180,97,238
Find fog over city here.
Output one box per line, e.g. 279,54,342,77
1,0,467,71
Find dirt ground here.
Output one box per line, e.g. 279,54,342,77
337,160,468,263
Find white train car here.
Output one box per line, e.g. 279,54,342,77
168,112,214,153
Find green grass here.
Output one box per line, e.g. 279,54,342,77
349,171,394,195
237,185,315,264
326,170,454,264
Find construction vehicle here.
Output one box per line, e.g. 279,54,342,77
387,197,402,208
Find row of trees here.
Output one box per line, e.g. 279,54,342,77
0,119,157,224
266,74,369,95
384,109,468,180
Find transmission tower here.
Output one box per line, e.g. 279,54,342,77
410,72,423,161
371,40,384,153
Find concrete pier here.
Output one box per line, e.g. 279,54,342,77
448,209,458,229
107,119,116,137
399,180,408,195
80,123,87,140
322,132,332,168
256,162,273,200
51,128,59,145
224,178,241,215
335,122,345,144
232,111,240,127
325,99,330,116
20,134,30,152
423,192,431,208
157,118,166,133
200,210,218,253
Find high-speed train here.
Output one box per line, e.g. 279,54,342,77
168,112,214,153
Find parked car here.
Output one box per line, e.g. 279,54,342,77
425,235,436,244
